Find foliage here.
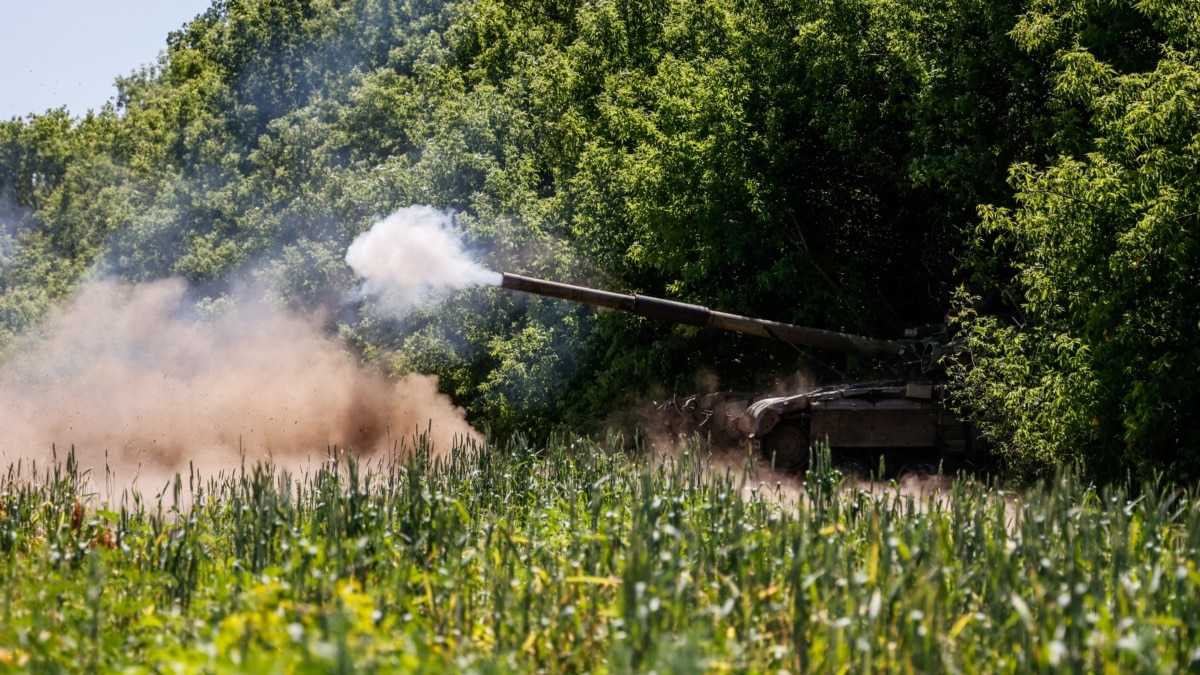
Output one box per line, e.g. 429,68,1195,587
2,0,1200,476
953,1,1200,481
3,441,1200,671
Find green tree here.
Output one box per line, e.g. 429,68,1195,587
954,1,1200,480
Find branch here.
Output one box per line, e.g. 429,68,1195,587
1023,188,1105,211
785,213,868,329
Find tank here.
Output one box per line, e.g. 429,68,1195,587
500,273,984,474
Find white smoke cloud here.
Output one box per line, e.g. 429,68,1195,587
346,205,500,317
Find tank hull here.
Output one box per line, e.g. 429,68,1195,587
658,381,985,475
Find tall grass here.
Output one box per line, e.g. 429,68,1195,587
0,435,1198,672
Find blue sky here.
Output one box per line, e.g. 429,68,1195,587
1,1,215,120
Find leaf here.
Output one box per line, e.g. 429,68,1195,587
1010,593,1034,631
564,575,621,587
949,613,973,638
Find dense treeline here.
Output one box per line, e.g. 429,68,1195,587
1,0,1197,481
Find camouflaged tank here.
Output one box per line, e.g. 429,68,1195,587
501,273,985,474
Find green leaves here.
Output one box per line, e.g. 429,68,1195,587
2,0,1198,480
8,439,1200,670
956,0,1200,481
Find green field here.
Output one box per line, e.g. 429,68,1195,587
1,438,1197,672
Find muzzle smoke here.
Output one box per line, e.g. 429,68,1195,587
0,278,480,492
346,205,500,317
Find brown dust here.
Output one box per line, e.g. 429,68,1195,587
0,278,480,493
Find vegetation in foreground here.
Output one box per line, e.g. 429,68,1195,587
1,437,1198,672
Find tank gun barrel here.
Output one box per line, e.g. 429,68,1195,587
500,273,908,361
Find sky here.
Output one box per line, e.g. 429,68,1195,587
1,0,216,121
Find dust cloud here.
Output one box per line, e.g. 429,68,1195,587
639,391,962,512
346,205,500,318
647,431,965,515
0,278,480,493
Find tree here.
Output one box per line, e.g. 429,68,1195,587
954,1,1200,481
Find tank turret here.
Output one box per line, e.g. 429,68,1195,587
499,273,982,474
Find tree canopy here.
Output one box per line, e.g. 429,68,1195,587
1,0,1197,481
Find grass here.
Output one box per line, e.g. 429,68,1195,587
1,436,1199,672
